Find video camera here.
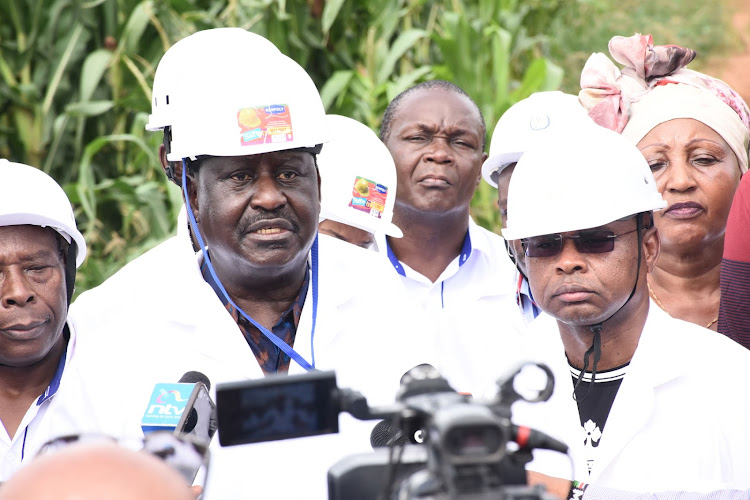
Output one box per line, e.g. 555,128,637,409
216,362,566,500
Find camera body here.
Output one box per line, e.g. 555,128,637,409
333,364,558,499
216,362,563,500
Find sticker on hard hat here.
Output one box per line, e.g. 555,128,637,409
349,176,387,219
237,104,293,146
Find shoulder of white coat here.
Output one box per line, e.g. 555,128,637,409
635,304,750,389
316,233,407,303
467,218,517,277
643,304,750,361
71,234,193,310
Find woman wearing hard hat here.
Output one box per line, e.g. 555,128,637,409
579,33,750,333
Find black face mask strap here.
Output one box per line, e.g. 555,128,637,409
65,241,77,307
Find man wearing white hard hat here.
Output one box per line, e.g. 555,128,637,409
71,28,282,321
503,126,750,495
0,159,101,480
482,92,594,324
317,114,403,249
376,80,527,394
69,29,424,499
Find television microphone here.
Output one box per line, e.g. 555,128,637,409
141,371,217,443
141,372,216,483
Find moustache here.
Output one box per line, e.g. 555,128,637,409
238,209,301,234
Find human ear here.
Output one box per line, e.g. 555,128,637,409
643,224,660,273
476,152,488,187
185,165,200,225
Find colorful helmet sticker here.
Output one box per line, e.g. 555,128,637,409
349,176,387,219
237,104,293,146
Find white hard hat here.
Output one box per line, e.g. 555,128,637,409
482,91,592,188
0,159,87,267
318,115,403,237
167,50,327,161
146,28,281,132
501,126,667,241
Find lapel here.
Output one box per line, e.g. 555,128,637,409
290,235,356,374
589,304,679,480
169,248,265,381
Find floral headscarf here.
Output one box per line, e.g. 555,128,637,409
579,34,750,173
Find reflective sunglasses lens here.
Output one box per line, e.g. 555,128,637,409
524,235,562,258
575,231,615,254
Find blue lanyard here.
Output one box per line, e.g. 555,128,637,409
182,163,317,371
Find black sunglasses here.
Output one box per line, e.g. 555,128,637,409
521,227,639,258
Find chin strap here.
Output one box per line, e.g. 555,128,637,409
571,213,649,402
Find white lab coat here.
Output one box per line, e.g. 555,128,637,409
516,304,750,493
69,227,426,498
0,322,123,480
373,218,529,395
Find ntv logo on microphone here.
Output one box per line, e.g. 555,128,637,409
142,383,194,430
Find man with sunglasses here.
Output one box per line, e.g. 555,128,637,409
504,125,750,495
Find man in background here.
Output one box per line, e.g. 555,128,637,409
481,91,593,323
376,80,526,393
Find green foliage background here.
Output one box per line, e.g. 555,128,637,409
0,0,732,296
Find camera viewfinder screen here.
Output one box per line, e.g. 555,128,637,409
216,371,340,447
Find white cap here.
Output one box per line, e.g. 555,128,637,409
0,159,87,267
482,91,593,188
318,115,402,237
167,51,327,161
146,28,281,132
501,125,667,241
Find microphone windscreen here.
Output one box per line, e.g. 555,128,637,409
179,371,211,390
370,420,408,448
183,409,198,433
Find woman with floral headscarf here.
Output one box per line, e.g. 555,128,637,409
579,34,750,333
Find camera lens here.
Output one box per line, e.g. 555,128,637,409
445,424,502,457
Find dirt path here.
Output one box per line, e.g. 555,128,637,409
702,0,750,104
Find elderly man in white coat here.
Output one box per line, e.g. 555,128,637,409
0,160,108,480
68,29,433,499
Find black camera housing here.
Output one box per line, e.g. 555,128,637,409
215,363,562,500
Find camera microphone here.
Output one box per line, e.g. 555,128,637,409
370,364,451,448
178,371,211,433
370,420,419,448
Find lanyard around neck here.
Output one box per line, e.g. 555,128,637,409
385,230,473,277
